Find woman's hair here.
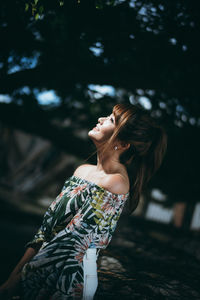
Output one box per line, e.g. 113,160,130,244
85,103,168,215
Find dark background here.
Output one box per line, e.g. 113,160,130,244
0,0,200,298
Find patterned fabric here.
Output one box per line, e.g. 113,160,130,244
20,175,129,299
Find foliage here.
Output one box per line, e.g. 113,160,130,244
25,0,64,19
0,0,200,206
24,0,116,19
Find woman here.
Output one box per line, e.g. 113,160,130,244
0,103,167,299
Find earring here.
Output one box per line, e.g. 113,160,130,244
114,146,118,150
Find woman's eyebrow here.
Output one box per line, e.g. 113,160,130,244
106,114,115,121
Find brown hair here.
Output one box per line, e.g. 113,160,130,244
88,103,168,215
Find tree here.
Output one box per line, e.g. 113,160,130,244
0,0,199,207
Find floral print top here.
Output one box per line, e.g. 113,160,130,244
21,175,129,299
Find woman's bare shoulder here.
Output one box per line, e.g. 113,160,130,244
73,165,130,195
103,173,130,195
73,164,95,177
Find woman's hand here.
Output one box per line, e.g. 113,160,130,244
0,247,38,299
0,272,21,299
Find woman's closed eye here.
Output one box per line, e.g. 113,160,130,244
107,115,114,123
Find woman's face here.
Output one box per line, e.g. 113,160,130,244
88,113,116,144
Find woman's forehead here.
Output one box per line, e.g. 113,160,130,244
106,113,114,117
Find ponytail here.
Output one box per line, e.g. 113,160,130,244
125,125,168,215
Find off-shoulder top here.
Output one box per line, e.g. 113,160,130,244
21,175,129,299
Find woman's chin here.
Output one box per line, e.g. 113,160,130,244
88,129,97,136
88,130,93,136
88,130,95,140
88,130,100,143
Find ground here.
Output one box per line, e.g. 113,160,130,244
95,216,200,299
0,203,199,300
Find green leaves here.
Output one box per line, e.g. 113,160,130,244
25,0,44,19
95,0,104,9
24,0,115,20
38,5,44,14
25,3,29,11
25,0,64,19
35,13,40,20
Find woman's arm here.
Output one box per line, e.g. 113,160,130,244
9,246,39,277
0,246,39,298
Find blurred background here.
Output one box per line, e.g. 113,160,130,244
0,0,200,299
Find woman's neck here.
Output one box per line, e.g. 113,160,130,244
96,150,123,174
